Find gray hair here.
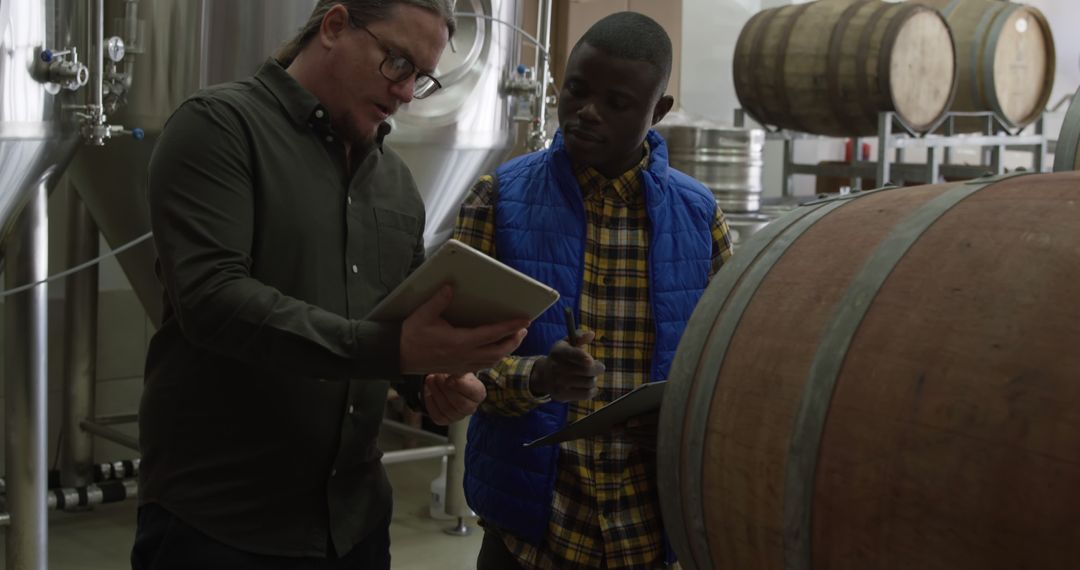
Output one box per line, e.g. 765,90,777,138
276,0,456,66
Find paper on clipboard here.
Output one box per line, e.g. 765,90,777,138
523,381,666,447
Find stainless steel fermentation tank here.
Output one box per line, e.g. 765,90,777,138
391,0,525,249
69,0,526,324
67,0,321,325
2,1,86,567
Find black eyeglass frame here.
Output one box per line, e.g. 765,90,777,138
356,25,442,99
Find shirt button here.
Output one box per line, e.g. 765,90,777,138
325,135,334,143
603,275,613,285
347,404,355,414
347,196,352,205
315,109,325,119
351,264,358,274
331,469,337,477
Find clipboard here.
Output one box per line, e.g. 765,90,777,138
524,381,666,447
367,239,560,327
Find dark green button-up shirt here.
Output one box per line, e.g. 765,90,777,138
139,59,425,557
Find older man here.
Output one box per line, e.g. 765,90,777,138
132,2,528,568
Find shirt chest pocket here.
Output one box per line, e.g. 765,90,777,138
374,207,419,289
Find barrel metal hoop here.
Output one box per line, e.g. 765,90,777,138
774,3,815,134
969,3,1003,112
1053,89,1080,173
735,10,770,127
799,183,904,207
748,8,785,129
855,3,895,134
663,199,847,570
826,0,876,133
781,172,1035,570
982,4,1021,127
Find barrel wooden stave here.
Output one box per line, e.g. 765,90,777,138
663,172,1080,569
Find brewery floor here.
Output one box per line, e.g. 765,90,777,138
0,455,483,569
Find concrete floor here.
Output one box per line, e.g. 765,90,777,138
0,455,482,570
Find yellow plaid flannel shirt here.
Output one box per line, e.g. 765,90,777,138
453,144,733,570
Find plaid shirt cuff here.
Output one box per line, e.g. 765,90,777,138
478,356,550,416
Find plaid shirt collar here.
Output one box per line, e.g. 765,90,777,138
572,142,651,205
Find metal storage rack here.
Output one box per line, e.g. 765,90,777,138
735,109,1049,197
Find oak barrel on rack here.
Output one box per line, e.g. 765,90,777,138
918,0,1054,131
733,0,956,136
658,171,1080,570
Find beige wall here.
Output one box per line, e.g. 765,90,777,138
550,0,683,105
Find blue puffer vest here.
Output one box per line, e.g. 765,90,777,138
463,129,716,546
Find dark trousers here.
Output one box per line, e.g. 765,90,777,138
131,503,390,570
476,529,525,570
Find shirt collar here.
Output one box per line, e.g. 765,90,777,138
256,58,391,150
573,141,651,204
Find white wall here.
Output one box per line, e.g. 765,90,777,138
1026,0,1080,107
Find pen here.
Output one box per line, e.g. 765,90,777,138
564,306,580,345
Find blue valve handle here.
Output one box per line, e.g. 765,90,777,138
131,128,145,140
41,50,54,63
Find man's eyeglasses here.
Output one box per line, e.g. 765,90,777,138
358,26,442,99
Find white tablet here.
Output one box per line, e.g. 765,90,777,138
366,239,560,327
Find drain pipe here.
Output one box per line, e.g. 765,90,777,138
0,480,139,526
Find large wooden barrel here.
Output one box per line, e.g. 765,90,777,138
1055,88,1080,172
733,0,956,136
658,171,1080,570
919,0,1054,130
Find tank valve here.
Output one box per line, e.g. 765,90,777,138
36,47,90,93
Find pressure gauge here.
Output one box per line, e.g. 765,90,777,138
106,36,126,62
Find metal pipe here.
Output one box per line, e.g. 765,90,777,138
443,418,470,519
93,458,140,481
79,420,140,452
92,413,139,426
60,188,100,488
46,479,138,511
91,0,104,112
120,0,140,93
4,176,50,570
381,444,455,465
534,0,553,136
0,459,139,493
381,419,449,444
0,480,138,526
125,0,140,50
